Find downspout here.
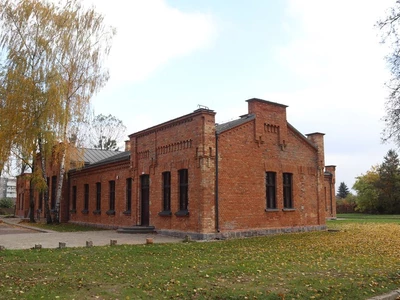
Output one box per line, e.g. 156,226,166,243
329,179,333,217
215,132,220,232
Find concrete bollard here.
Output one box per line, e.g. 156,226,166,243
110,240,117,246
0,245,5,250
34,244,42,249
59,242,66,249
146,238,154,244
86,241,93,247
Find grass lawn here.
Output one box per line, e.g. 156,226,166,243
334,213,400,223
0,217,399,299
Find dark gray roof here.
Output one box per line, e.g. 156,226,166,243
77,148,123,165
91,151,130,166
216,114,255,134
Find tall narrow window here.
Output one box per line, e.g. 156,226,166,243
266,172,276,209
38,191,43,210
162,172,171,213
126,178,132,212
72,185,77,211
109,180,115,213
283,173,293,209
178,169,188,212
51,176,57,210
95,182,101,213
83,184,89,213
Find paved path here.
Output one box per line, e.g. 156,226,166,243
0,217,182,250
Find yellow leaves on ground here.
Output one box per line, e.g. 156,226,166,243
0,222,399,299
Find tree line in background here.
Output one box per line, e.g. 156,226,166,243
337,149,400,214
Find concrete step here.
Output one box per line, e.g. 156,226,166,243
117,226,156,234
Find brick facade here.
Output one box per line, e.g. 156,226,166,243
16,98,336,239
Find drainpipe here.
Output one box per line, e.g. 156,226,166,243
329,179,333,217
215,132,220,233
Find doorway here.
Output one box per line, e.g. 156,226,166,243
140,175,150,226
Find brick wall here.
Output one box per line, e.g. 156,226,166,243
16,99,335,239
217,99,327,232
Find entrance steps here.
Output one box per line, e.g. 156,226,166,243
117,226,156,234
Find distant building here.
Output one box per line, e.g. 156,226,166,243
0,177,17,201
17,98,336,239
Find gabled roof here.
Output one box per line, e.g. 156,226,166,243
287,123,318,151
69,149,129,173
216,114,255,134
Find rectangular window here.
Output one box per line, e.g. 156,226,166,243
72,185,77,211
38,191,43,210
84,184,89,211
96,182,101,211
162,171,171,212
283,173,293,209
126,178,132,212
266,172,276,209
178,169,188,211
51,176,57,210
109,180,115,211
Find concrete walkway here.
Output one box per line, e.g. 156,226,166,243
0,217,182,250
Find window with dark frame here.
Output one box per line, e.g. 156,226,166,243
283,173,293,209
126,178,132,212
109,180,115,211
178,169,188,211
38,191,43,210
83,184,89,212
266,172,277,209
162,171,171,212
95,182,101,212
72,185,77,211
51,176,57,210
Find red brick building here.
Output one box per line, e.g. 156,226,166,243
17,98,336,239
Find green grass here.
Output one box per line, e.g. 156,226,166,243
333,213,400,224
25,222,107,232
0,221,399,299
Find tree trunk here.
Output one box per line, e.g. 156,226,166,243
28,165,36,223
54,148,66,223
39,142,52,224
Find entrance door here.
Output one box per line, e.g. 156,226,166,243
140,175,150,226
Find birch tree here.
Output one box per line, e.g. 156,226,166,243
52,0,115,222
0,0,115,223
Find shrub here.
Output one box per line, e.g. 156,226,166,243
0,197,14,208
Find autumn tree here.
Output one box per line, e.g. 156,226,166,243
377,149,400,213
336,182,350,199
353,150,400,214
0,0,62,222
51,1,115,222
0,0,115,223
353,166,381,213
378,2,400,146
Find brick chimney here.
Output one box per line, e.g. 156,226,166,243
125,140,131,151
306,132,325,169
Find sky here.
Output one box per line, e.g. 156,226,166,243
83,0,396,192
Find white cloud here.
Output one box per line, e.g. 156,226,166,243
269,0,396,188
84,0,217,84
